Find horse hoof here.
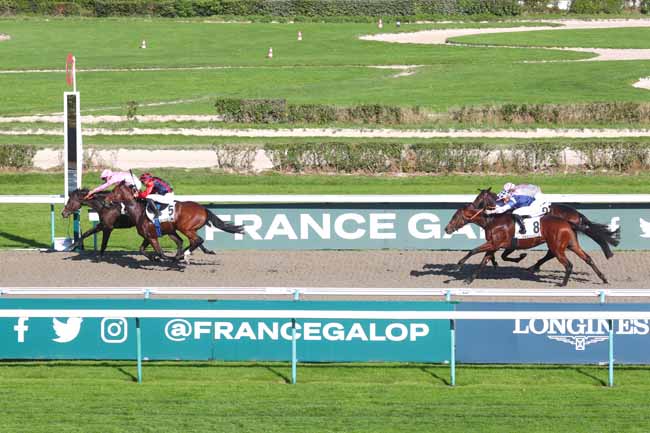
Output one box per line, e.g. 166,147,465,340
527,266,538,274
463,279,474,285
518,254,527,261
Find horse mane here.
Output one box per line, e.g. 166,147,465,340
70,188,90,195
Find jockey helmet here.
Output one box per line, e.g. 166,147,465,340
100,169,113,180
139,172,153,182
496,190,508,201
503,182,516,192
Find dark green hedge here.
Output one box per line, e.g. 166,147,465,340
0,144,36,169
449,102,650,125
569,0,622,13
0,0,523,17
215,98,425,124
214,140,650,174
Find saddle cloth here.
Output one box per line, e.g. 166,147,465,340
515,215,542,240
145,202,176,223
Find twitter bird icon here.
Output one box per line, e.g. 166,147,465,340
52,317,83,343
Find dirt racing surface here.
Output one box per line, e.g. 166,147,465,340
0,249,645,292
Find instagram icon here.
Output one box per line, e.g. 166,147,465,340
101,318,128,343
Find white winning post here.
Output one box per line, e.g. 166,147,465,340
64,54,83,243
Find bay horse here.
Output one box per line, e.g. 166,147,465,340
444,203,610,286
106,182,245,262
62,188,190,258
471,188,620,261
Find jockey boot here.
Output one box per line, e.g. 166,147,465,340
513,214,526,234
147,199,160,218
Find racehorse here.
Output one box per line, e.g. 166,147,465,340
106,182,245,262
471,188,620,263
62,188,195,259
444,203,610,286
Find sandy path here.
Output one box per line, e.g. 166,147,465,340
0,250,644,292
5,126,650,138
361,19,650,62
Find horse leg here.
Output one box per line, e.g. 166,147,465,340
455,243,497,272
527,250,555,274
168,231,185,261
144,236,167,262
179,230,204,264
99,228,113,257
139,238,153,259
501,249,527,263
551,249,573,287
465,252,494,285
569,243,609,284
199,243,216,255
64,223,104,252
489,252,498,268
456,244,492,271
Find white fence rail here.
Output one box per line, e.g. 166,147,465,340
2,193,650,205
1,287,650,300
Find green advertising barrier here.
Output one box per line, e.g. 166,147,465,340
0,299,452,362
201,203,638,250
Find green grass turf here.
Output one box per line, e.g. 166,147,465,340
15,18,650,116
0,361,649,433
451,26,650,49
0,170,648,250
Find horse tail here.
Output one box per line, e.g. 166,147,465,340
206,209,245,235
569,214,620,259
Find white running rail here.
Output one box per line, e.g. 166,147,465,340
2,194,650,204
1,287,650,299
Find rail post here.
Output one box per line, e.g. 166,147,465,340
608,319,614,387
135,317,143,383
445,290,455,386
291,289,300,384
50,203,55,249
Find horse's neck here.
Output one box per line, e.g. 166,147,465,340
87,197,108,213
124,200,144,219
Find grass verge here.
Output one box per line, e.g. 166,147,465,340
0,361,648,433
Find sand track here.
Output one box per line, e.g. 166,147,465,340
1,250,647,295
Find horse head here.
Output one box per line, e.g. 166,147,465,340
62,188,89,218
106,181,137,205
472,187,496,210
445,204,483,234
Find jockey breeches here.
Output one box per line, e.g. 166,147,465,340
147,193,175,205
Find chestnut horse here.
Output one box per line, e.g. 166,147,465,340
444,203,609,286
107,182,245,262
62,188,190,258
471,188,620,261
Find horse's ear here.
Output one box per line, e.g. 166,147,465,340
487,187,492,192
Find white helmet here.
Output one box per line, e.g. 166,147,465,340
100,169,113,180
503,182,516,192
496,191,508,201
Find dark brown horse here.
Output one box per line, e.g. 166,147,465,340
106,182,245,262
444,203,609,286
472,188,620,260
62,188,194,259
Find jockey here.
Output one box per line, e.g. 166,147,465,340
137,172,174,219
485,182,547,234
85,169,141,199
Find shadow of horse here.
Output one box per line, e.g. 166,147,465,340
62,250,188,271
410,262,592,285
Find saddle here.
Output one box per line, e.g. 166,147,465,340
145,201,176,223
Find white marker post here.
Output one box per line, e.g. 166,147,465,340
64,53,82,245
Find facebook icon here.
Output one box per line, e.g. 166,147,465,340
13,317,29,343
